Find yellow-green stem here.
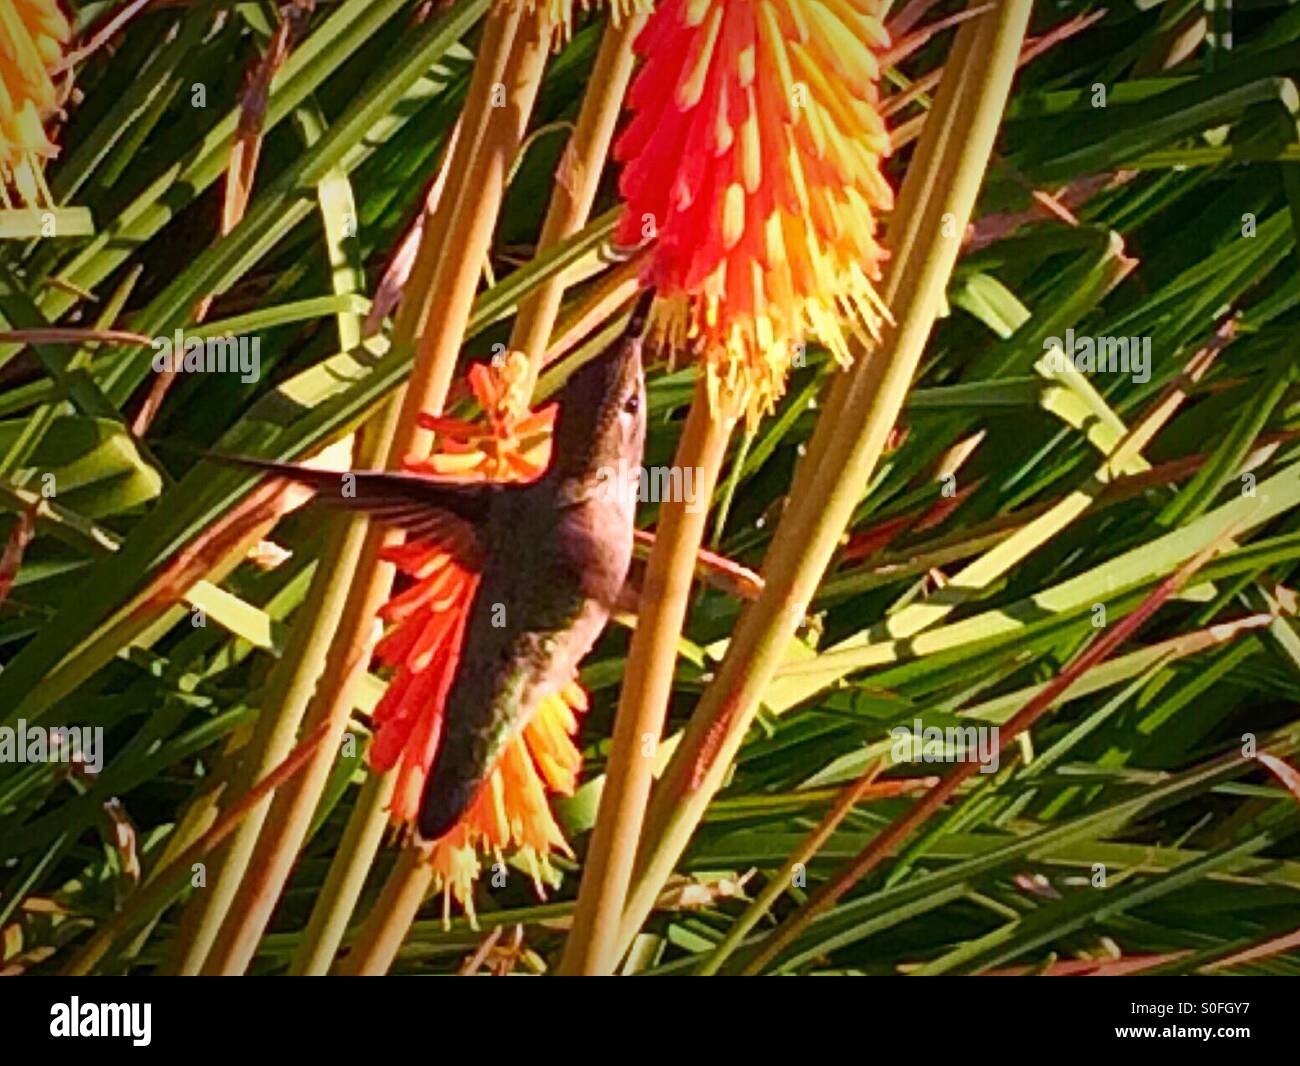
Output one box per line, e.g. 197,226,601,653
167,503,375,976
614,0,1034,961
541,256,645,372
392,7,524,360
409,7,551,427
290,771,397,974
338,847,433,975
203,399,401,974
560,378,733,974
510,14,644,389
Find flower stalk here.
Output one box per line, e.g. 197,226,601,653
166,473,387,975
337,847,432,975
289,771,396,975
510,12,646,390
560,378,733,974
200,401,401,975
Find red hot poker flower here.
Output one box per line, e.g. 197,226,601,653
616,0,894,422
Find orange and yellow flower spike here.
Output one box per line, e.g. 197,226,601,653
616,0,894,422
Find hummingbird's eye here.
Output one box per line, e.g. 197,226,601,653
623,392,640,415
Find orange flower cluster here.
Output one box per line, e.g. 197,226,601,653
367,352,588,916
616,0,894,421
0,0,69,207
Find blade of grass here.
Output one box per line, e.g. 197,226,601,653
741,537,1230,974
694,761,885,975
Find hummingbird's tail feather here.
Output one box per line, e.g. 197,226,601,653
204,451,498,535
417,761,487,842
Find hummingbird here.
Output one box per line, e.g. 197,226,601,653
210,296,649,839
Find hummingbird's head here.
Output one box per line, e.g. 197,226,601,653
548,291,649,482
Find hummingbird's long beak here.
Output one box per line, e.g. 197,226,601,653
626,286,656,341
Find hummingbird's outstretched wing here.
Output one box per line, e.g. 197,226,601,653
206,452,503,541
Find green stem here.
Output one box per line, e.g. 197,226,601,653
289,770,397,974
510,14,644,389
202,399,401,975
559,379,733,974
168,506,376,975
